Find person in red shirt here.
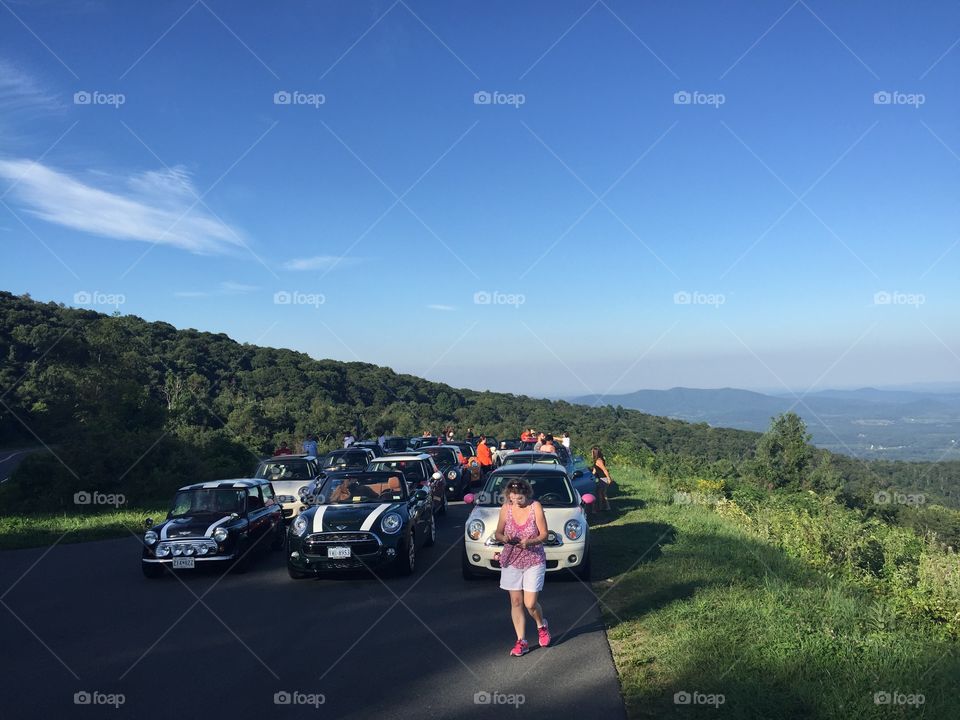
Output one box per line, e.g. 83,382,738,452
273,441,292,456
476,435,494,476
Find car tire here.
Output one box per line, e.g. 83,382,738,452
141,562,164,579
461,550,480,580
395,531,416,576
287,564,311,580
424,512,436,547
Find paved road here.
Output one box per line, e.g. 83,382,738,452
0,447,38,483
0,502,626,720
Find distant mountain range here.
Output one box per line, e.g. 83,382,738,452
566,387,960,462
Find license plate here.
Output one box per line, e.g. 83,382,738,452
172,557,195,569
327,546,351,559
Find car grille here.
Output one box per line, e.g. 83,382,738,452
489,559,559,570
303,532,380,557
156,539,220,557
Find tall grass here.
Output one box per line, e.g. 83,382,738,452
0,508,165,550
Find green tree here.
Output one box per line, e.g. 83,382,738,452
755,412,813,490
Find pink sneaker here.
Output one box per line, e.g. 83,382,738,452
510,639,529,657
538,621,551,647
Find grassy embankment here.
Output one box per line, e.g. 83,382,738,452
591,466,958,719
0,508,164,550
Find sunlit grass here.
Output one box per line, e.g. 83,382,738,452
592,466,956,719
0,508,165,550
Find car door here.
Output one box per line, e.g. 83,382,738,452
261,483,281,532
245,486,268,546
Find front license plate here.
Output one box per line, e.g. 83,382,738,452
172,557,195,569
327,546,351,559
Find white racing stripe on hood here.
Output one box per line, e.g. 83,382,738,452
360,504,391,531
312,505,328,533
204,516,232,537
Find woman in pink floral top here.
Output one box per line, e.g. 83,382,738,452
494,477,551,656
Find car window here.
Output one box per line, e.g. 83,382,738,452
477,473,574,506
255,460,312,480
371,460,426,481
261,484,276,503
170,488,245,517
319,474,407,504
247,486,264,510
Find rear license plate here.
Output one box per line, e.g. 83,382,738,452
327,546,351,559
172,557,195,569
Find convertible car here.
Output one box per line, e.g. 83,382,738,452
287,471,435,578
141,479,285,577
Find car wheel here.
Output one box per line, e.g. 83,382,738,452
395,531,416,576
287,564,311,580
141,563,164,579
461,549,480,580
424,512,436,547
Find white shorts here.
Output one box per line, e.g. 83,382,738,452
499,563,546,593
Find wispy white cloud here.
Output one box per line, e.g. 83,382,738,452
0,158,247,254
0,58,62,116
427,304,456,311
282,255,360,271
174,281,259,298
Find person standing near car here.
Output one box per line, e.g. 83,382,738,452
476,435,494,477
495,478,550,656
561,432,571,450
274,441,292,456
540,434,557,454
302,434,318,457
591,446,612,512
343,432,355,449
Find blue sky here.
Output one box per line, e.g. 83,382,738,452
1,0,957,397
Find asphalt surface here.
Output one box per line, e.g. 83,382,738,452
0,447,37,483
0,502,626,720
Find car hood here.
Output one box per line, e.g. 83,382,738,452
156,515,236,540
465,505,586,540
270,479,309,499
307,503,403,533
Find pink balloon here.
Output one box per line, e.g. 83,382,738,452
582,493,596,504
463,493,476,504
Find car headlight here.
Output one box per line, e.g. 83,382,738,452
155,544,171,557
564,519,583,540
184,545,196,556
381,513,402,534
292,515,308,536
144,530,158,546
467,519,484,541
446,470,457,481
213,527,228,543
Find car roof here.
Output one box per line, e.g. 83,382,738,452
178,478,267,491
509,451,559,458
260,454,316,461
420,444,460,452
375,453,431,462
490,464,568,476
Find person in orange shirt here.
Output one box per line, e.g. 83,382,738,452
476,435,494,476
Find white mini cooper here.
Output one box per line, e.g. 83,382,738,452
462,465,594,580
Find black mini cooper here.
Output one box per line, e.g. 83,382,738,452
286,471,434,578
141,479,285,578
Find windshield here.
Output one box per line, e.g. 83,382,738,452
369,459,427,482
255,460,313,481
321,451,369,469
501,440,521,450
503,453,560,466
420,447,458,467
476,473,575,507
318,474,407,504
456,444,475,458
170,488,245,517
382,437,407,452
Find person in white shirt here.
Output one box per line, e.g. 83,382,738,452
561,432,570,449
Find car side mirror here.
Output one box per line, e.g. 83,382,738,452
463,493,475,504
573,469,583,479
144,517,154,529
